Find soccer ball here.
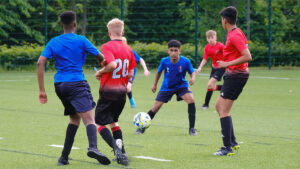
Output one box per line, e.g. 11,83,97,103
133,112,151,129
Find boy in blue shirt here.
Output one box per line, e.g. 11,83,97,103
37,11,110,165
135,40,197,136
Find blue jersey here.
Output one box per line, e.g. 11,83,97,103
132,49,141,78
158,56,194,91
41,33,99,83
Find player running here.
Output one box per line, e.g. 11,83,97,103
121,37,150,108
213,6,252,156
94,18,136,166
135,39,197,136
196,30,225,109
37,11,110,165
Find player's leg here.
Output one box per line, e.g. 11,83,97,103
213,96,235,156
180,91,197,136
202,77,218,109
136,101,164,135
110,100,128,166
79,110,111,165
55,82,80,165
110,123,125,154
127,79,136,108
148,101,164,119
58,113,80,165
109,122,128,166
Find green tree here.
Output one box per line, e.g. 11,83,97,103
0,0,44,45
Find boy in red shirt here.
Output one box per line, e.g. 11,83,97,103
213,6,252,156
196,30,225,109
94,18,136,165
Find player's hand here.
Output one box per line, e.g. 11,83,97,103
144,70,150,76
151,85,157,93
217,61,229,68
39,91,47,104
196,68,202,74
189,79,195,86
95,70,103,80
100,59,107,67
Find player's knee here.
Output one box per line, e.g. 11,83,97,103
127,86,131,93
187,99,194,104
207,84,214,90
70,119,80,126
109,122,119,128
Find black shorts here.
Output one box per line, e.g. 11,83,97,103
220,75,248,100
155,87,192,103
55,81,95,116
210,67,225,81
95,94,126,125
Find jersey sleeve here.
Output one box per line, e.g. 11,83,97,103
41,40,53,59
132,49,141,63
83,37,100,56
101,44,115,64
187,59,195,74
203,45,209,60
157,58,164,73
231,33,248,53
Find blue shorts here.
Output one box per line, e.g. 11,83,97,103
128,76,135,83
156,87,192,103
55,80,96,116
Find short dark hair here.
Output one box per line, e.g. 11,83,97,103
60,11,76,25
167,39,181,48
220,6,238,25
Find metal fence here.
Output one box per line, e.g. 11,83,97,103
0,0,299,69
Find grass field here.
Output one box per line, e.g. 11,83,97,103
0,68,300,169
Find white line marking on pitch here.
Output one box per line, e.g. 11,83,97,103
48,144,79,149
0,79,30,82
0,137,3,140
133,156,172,162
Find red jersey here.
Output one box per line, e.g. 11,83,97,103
100,40,136,99
203,42,224,68
223,28,248,72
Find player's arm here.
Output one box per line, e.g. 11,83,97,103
36,56,48,104
152,72,162,93
128,69,134,78
95,61,117,80
189,72,196,86
139,58,150,76
196,59,207,74
96,52,106,67
217,48,252,68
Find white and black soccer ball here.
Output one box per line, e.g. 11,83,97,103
133,112,151,129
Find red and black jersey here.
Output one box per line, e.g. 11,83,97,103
203,42,224,68
100,40,136,100
223,28,248,72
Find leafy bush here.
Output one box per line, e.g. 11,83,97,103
0,41,299,71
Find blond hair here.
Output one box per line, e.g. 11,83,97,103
107,18,124,36
206,30,217,38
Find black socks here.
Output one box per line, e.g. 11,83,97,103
127,91,132,99
188,103,196,129
148,110,156,120
61,123,78,158
99,127,114,148
220,116,233,148
204,90,213,106
86,124,98,148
